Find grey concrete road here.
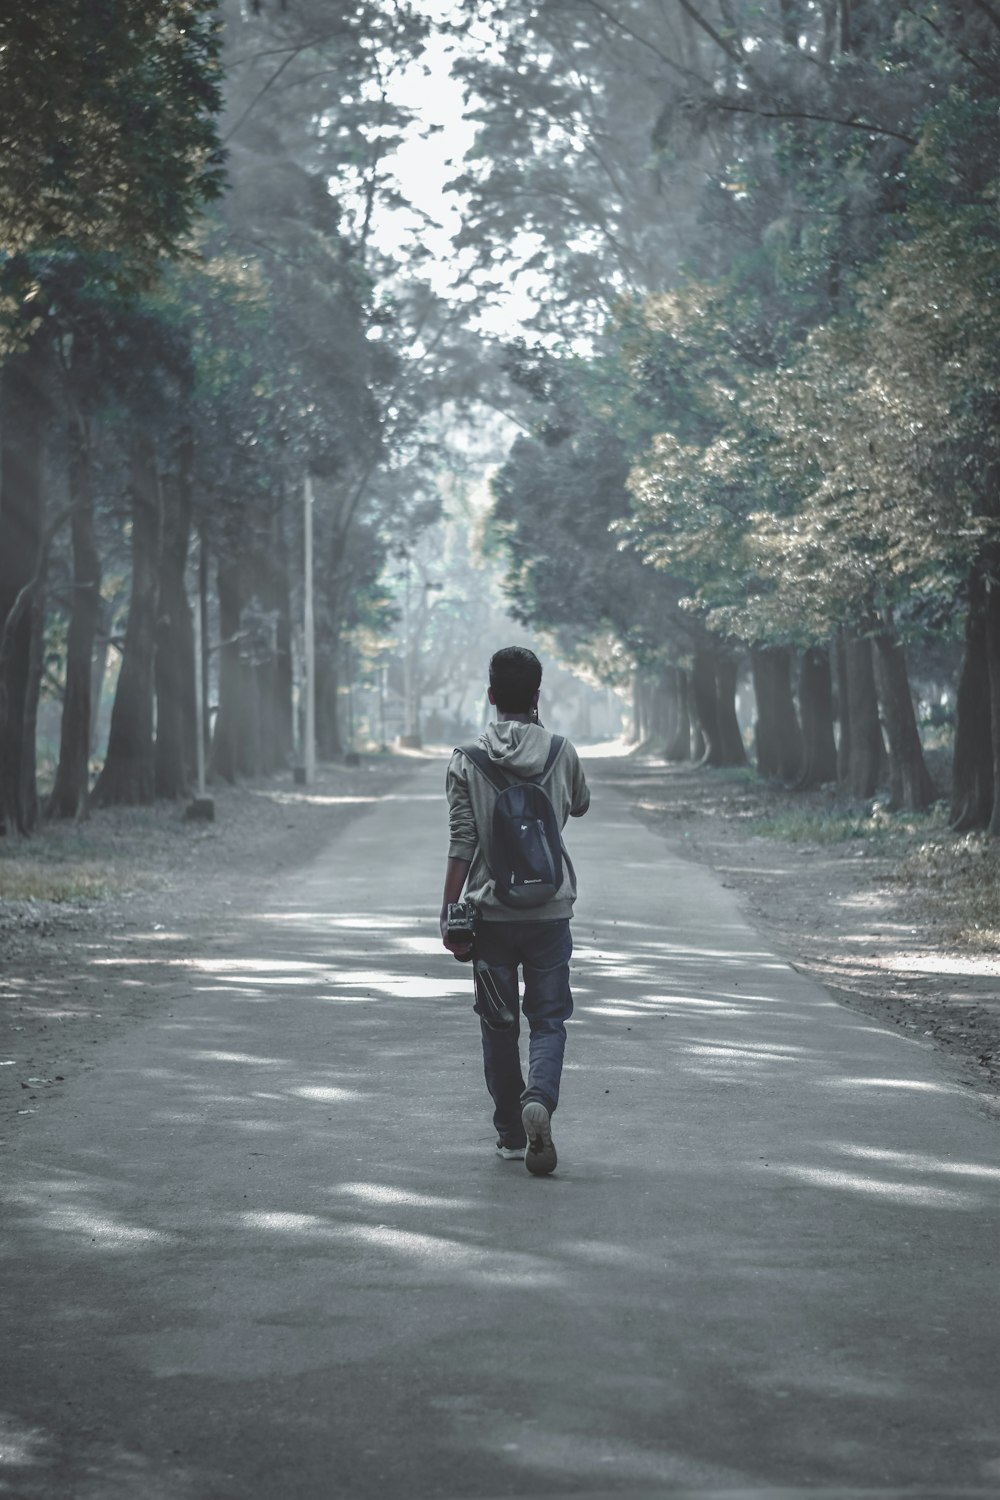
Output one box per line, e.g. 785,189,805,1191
1,758,998,1500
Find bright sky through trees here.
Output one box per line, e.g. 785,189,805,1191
370,25,470,266
368,2,549,339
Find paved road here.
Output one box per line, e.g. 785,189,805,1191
2,758,998,1500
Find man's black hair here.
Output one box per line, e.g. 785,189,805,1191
489,646,542,713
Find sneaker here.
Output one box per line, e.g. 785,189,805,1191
496,1142,526,1160
521,1101,557,1176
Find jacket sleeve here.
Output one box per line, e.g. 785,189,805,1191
446,751,479,861
568,745,590,818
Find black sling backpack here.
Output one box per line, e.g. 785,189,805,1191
460,736,566,910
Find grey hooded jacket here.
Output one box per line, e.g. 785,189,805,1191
446,721,590,923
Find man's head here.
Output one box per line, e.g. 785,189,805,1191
488,646,542,715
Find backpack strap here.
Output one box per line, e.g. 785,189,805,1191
539,735,565,782
458,735,565,790
458,744,511,794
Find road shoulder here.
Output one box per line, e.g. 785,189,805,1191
586,754,1000,1111
0,756,419,1130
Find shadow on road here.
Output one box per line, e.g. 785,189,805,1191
2,767,999,1497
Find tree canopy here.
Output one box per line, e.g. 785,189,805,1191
2,0,1000,827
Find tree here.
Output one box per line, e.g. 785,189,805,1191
0,339,49,832
48,296,108,817
457,0,999,801
93,433,163,805
0,0,224,309
212,0,482,764
0,0,225,828
484,339,730,754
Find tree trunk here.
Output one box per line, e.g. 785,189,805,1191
840,0,852,54
648,671,668,747
154,431,194,799
872,615,936,813
93,433,162,806
642,676,655,746
715,653,748,766
21,555,45,832
797,645,838,789
212,555,268,783
90,597,111,755
691,648,721,765
986,551,1000,837
629,672,641,744
693,647,747,768
658,666,676,756
317,651,342,758
778,0,802,47
209,555,242,784
88,641,109,757
833,629,851,786
950,560,992,830
751,647,778,777
49,411,101,819
842,629,883,799
751,645,802,781
258,502,294,771
0,344,47,834
242,650,263,778
630,674,653,749
664,666,691,761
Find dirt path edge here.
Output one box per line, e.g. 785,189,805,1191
587,755,1000,1116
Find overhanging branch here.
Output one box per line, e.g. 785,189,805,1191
712,98,918,145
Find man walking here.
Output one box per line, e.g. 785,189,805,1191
439,646,590,1175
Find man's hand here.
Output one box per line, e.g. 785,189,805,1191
440,913,473,960
439,855,472,958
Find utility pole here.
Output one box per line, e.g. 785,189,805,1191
193,551,207,799
199,525,210,771
185,530,214,821
304,474,316,785
402,554,414,742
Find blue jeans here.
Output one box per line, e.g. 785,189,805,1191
473,919,573,1147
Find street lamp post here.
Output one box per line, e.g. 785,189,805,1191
304,474,316,785
185,530,214,821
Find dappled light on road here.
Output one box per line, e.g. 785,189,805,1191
681,1042,803,1064
331,1182,477,1210
821,1076,955,1093
249,791,382,808
769,1164,982,1210
7,1176,178,1249
834,1143,1000,1179
238,1203,563,1288
194,1049,289,1065
0,1414,49,1475
292,1085,367,1102
2,761,998,1497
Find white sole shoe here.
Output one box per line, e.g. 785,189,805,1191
496,1143,526,1160
521,1101,557,1176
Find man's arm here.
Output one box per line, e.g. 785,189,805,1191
442,750,477,954
439,856,472,955
569,747,591,817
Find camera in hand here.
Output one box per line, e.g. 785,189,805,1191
445,901,515,1030
446,899,479,961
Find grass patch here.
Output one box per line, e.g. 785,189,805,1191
753,810,876,843
0,859,112,903
898,834,1000,952
751,803,949,846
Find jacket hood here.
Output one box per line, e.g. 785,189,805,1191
480,720,553,777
